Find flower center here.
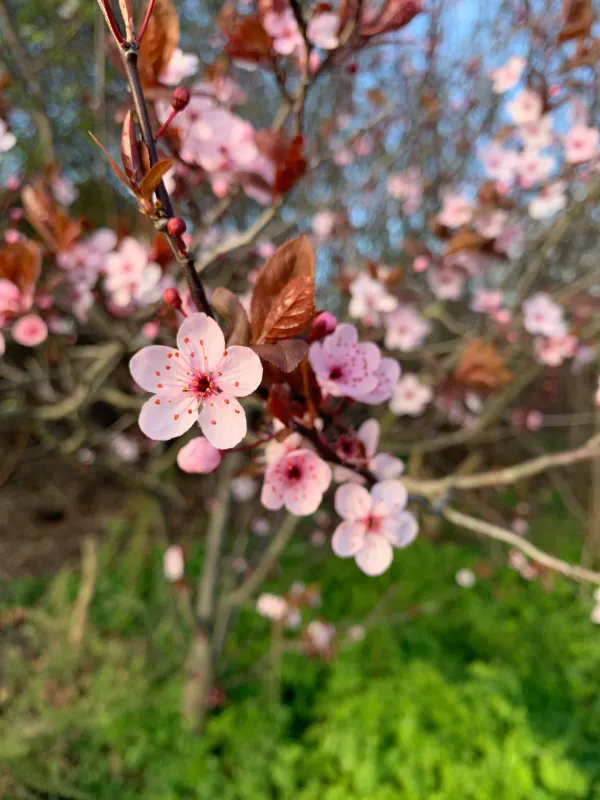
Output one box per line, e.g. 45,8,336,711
188,370,217,399
365,514,381,533
329,365,343,380
286,463,302,483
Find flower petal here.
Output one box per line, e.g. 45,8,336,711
198,393,247,449
371,453,405,480
355,536,393,576
177,437,222,473
218,345,263,396
357,418,380,457
382,511,418,549
371,480,407,514
138,393,198,440
332,520,365,557
334,483,372,520
130,346,185,392
177,312,225,371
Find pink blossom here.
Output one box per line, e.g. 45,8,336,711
261,448,332,516
455,568,476,588
159,48,200,85
0,331,4,356
264,431,304,466
109,434,140,463
52,176,78,206
479,142,518,183
163,545,185,581
308,323,382,400
525,410,544,431
129,312,263,446
522,293,566,337
507,89,542,125
438,193,473,228
311,530,327,546
104,237,168,309
256,592,288,620
0,119,16,152
332,481,417,576
516,150,555,188
474,210,508,239
177,436,223,473
490,56,525,93
389,373,432,416
427,265,465,300
251,516,271,536
529,182,567,219
563,124,600,163
494,223,524,258
386,167,422,214
333,418,404,484
231,475,258,501
306,620,336,650
311,210,336,238
309,311,337,342
12,314,48,347
384,305,431,351
413,255,429,273
307,12,340,49
263,9,303,55
471,289,504,314
0,278,31,324
534,334,577,366
519,115,553,150
354,357,400,405
142,320,160,340
348,274,397,326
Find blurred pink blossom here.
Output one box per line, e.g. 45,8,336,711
12,314,48,346
490,56,525,93
177,436,223,473
389,373,432,416
384,305,431,351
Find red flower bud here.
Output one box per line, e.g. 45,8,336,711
171,86,191,112
163,287,182,309
167,217,187,239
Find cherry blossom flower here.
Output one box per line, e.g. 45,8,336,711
163,545,185,582
529,182,567,219
455,568,476,588
307,12,340,49
311,210,336,239
427,265,465,300
494,222,524,258
354,357,401,405
308,323,382,400
160,48,200,85
507,89,542,125
519,115,553,150
0,119,16,152
348,274,397,326
473,210,508,239
263,9,303,55
264,431,305,466
309,311,337,342
534,334,577,366
590,604,600,625
104,237,168,309
522,293,566,337
384,305,431,351
0,278,32,325
333,418,404,484
52,176,78,206
261,447,332,516
256,593,288,621
471,289,504,314
437,193,473,228
332,481,418,576
129,312,263,446
386,167,422,214
490,56,525,94
479,142,518,183
231,475,258,501
251,516,271,536
109,434,140,463
12,314,48,347
516,150,555,189
177,436,223,473
413,255,430,273
306,620,336,651
0,331,4,356
563,124,600,164
525,410,544,431
389,373,432,416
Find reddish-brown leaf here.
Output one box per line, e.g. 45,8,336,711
361,0,422,36
0,239,42,293
211,287,250,346
257,278,315,343
140,158,174,202
220,8,273,64
444,228,485,256
89,131,131,190
453,339,512,391
558,0,595,42
138,0,180,87
121,111,145,189
267,383,294,426
21,185,81,252
253,339,309,372
250,236,315,342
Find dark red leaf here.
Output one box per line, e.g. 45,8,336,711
138,0,180,86
257,278,315,343
253,339,309,372
121,111,145,188
267,383,294,425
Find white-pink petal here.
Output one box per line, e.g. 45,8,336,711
218,345,263,396
130,346,183,392
177,313,225,371
139,393,198,440
198,393,247,449
335,482,372,520
371,480,408,514
382,511,419,549
331,520,366,557
355,535,393,576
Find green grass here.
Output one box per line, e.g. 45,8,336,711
2,500,600,799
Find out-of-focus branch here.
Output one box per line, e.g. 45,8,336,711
196,205,280,273
443,506,600,586
0,0,56,164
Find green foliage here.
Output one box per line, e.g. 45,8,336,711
3,525,600,799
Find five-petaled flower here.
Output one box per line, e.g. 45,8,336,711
332,481,418,576
130,313,262,447
308,323,382,399
261,446,332,516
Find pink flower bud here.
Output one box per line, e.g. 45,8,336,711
167,217,187,239
177,436,223,473
5,176,21,191
163,545,185,582
413,255,429,273
162,287,182,309
12,314,48,347
171,85,191,112
308,311,337,343
142,320,160,340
